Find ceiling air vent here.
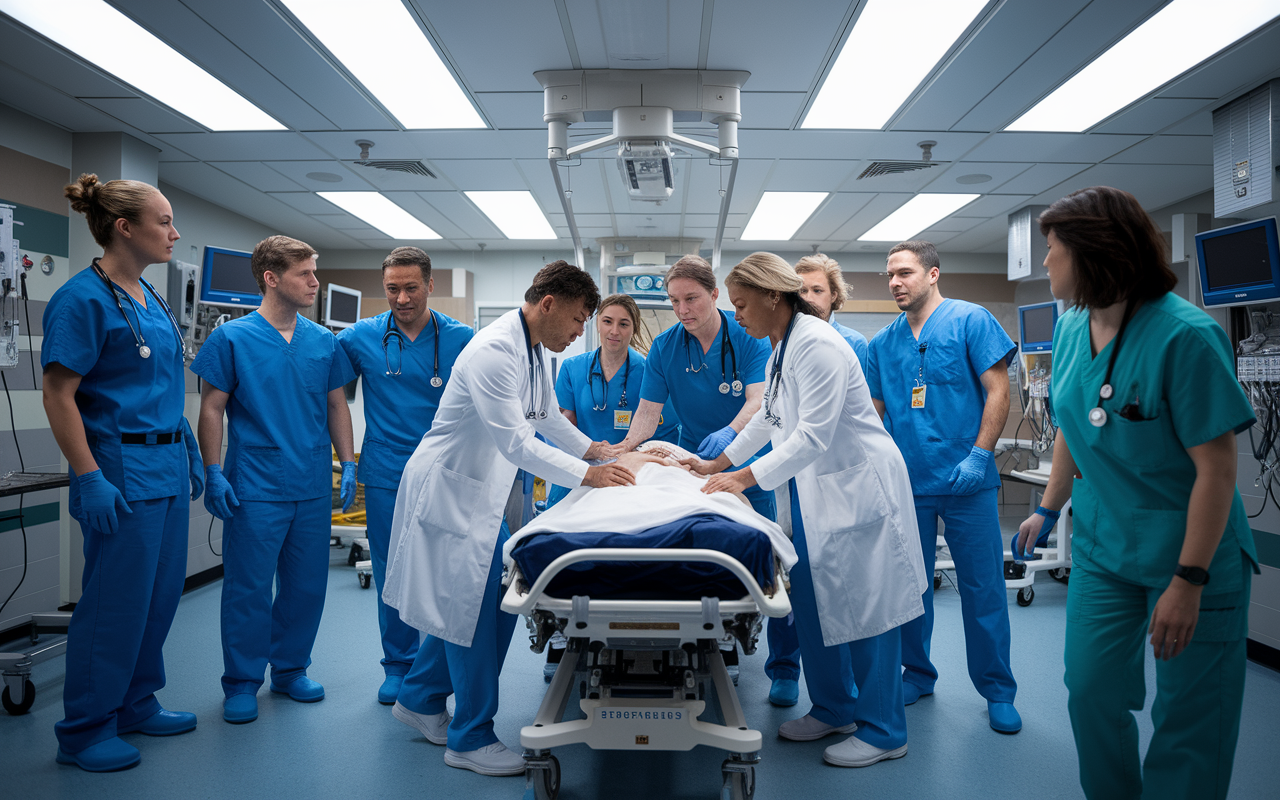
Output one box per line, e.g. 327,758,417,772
856,140,943,180
352,139,436,179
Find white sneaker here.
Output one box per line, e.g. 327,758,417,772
823,736,908,767
392,701,450,745
443,741,526,776
778,714,858,742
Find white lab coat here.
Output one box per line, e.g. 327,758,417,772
383,309,593,647
723,313,927,646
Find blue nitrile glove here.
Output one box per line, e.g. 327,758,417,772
74,469,132,535
204,464,240,520
696,425,738,459
181,418,203,501
340,461,357,512
1013,506,1060,561
948,445,992,496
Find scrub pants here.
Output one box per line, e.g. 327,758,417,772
1065,560,1251,800
220,496,331,697
56,494,187,754
901,488,1016,703
745,485,799,683
396,522,519,752
364,485,419,676
788,480,906,748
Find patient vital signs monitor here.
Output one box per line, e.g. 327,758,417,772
199,246,259,308
324,284,362,329
1018,301,1061,353
1196,217,1280,308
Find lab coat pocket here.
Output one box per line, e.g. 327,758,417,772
420,466,485,540
120,442,185,502
817,460,890,535
1131,507,1187,587
235,445,283,501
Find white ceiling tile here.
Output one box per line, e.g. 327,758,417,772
950,194,1036,219
79,97,204,134
474,93,545,130
272,192,346,214
432,160,528,190
1155,19,1280,101
1163,111,1214,136
924,162,1034,192
707,0,851,91
765,159,857,192
152,132,334,161
1092,98,1215,135
919,216,985,234
0,21,132,97
1106,135,1212,165
1028,163,1213,209
210,161,305,192
310,213,376,231
266,161,375,191
740,93,807,129
377,194,468,240
963,133,1146,163
941,217,1009,252
794,193,876,241
992,164,1091,195
564,0,608,67
668,0,705,70
827,194,914,242
417,191,504,238
738,130,985,160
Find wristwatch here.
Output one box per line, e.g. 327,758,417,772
1173,564,1210,586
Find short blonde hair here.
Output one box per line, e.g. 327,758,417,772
794,253,849,313
725,252,819,318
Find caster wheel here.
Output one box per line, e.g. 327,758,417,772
347,543,363,567
721,765,755,800
358,573,372,589
933,571,942,591
526,755,560,800
1051,567,1070,584
2,679,36,715
1017,586,1034,607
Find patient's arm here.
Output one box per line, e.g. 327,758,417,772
615,450,691,473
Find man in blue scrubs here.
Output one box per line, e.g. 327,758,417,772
337,247,473,704
795,253,868,366
193,235,357,724
865,240,1022,733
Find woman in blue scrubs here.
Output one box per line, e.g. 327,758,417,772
1016,187,1257,800
544,293,679,507
42,175,202,772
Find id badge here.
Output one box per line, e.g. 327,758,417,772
614,409,632,430
911,384,927,409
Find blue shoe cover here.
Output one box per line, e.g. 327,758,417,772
377,674,403,705
768,678,799,707
271,675,324,702
223,693,258,724
988,701,1022,733
118,708,197,736
56,737,140,772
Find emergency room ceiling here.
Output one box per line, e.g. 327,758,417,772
0,0,1278,254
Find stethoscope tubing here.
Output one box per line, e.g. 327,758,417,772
90,258,184,360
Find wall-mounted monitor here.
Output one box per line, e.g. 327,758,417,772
1196,217,1280,308
1019,300,1063,353
199,246,260,308
324,284,361,329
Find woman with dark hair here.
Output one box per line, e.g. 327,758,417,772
1016,186,1258,799
684,252,927,768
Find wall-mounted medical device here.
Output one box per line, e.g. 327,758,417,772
323,283,361,329
1195,216,1280,308
1212,79,1278,218
1018,300,1064,353
166,259,199,328
199,246,260,308
0,205,20,369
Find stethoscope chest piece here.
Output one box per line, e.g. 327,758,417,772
1099,383,1114,400
430,376,443,388
718,382,730,395
138,344,152,359
731,379,744,394
1088,406,1107,428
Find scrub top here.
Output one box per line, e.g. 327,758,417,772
190,312,355,502
42,266,187,502
866,298,1015,496
832,318,869,367
640,310,771,452
1051,292,1258,592
337,309,474,489
555,347,680,445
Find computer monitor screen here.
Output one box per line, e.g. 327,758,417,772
1019,301,1060,353
324,284,361,329
199,246,259,307
1196,217,1280,308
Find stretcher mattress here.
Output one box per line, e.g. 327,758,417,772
510,513,775,600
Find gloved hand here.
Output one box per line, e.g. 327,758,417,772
948,445,992,496
340,461,357,512
696,425,737,459
181,418,203,501
204,464,240,520
74,469,132,535
1013,505,1060,561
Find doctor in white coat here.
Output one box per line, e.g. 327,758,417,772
383,261,633,776
684,252,927,769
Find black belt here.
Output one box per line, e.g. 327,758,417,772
121,430,183,445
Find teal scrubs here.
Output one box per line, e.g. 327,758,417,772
45,267,190,755
1052,293,1257,800
337,310,474,676
545,347,680,506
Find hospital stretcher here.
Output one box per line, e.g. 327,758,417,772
500,519,791,800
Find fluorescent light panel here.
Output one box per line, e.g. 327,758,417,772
803,0,988,129
0,0,283,131
741,192,829,240
859,194,979,241
1008,0,1280,132
318,192,441,240
280,0,484,129
464,191,557,240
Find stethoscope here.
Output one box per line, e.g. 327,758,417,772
1088,302,1134,428
684,309,742,396
763,312,799,428
91,258,183,360
383,309,442,386
588,347,631,412
518,309,549,420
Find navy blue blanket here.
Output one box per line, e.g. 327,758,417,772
511,514,775,600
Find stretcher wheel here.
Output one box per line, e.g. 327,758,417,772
526,755,560,800
2,679,36,715
933,571,942,590
347,543,363,567
1050,567,1070,584
358,573,372,589
1016,586,1034,607
721,765,755,800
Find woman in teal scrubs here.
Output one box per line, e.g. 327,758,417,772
544,294,679,507
1016,186,1257,800
43,175,202,772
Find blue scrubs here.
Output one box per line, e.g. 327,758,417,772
788,480,906,749
337,310,473,676
831,319,869,368
396,521,518,752
866,298,1017,702
190,312,355,697
43,267,190,755
640,313,793,679
545,347,680,506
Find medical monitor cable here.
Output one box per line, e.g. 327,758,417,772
0,370,29,620
207,514,220,558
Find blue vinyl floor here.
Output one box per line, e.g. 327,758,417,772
3,546,1278,800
